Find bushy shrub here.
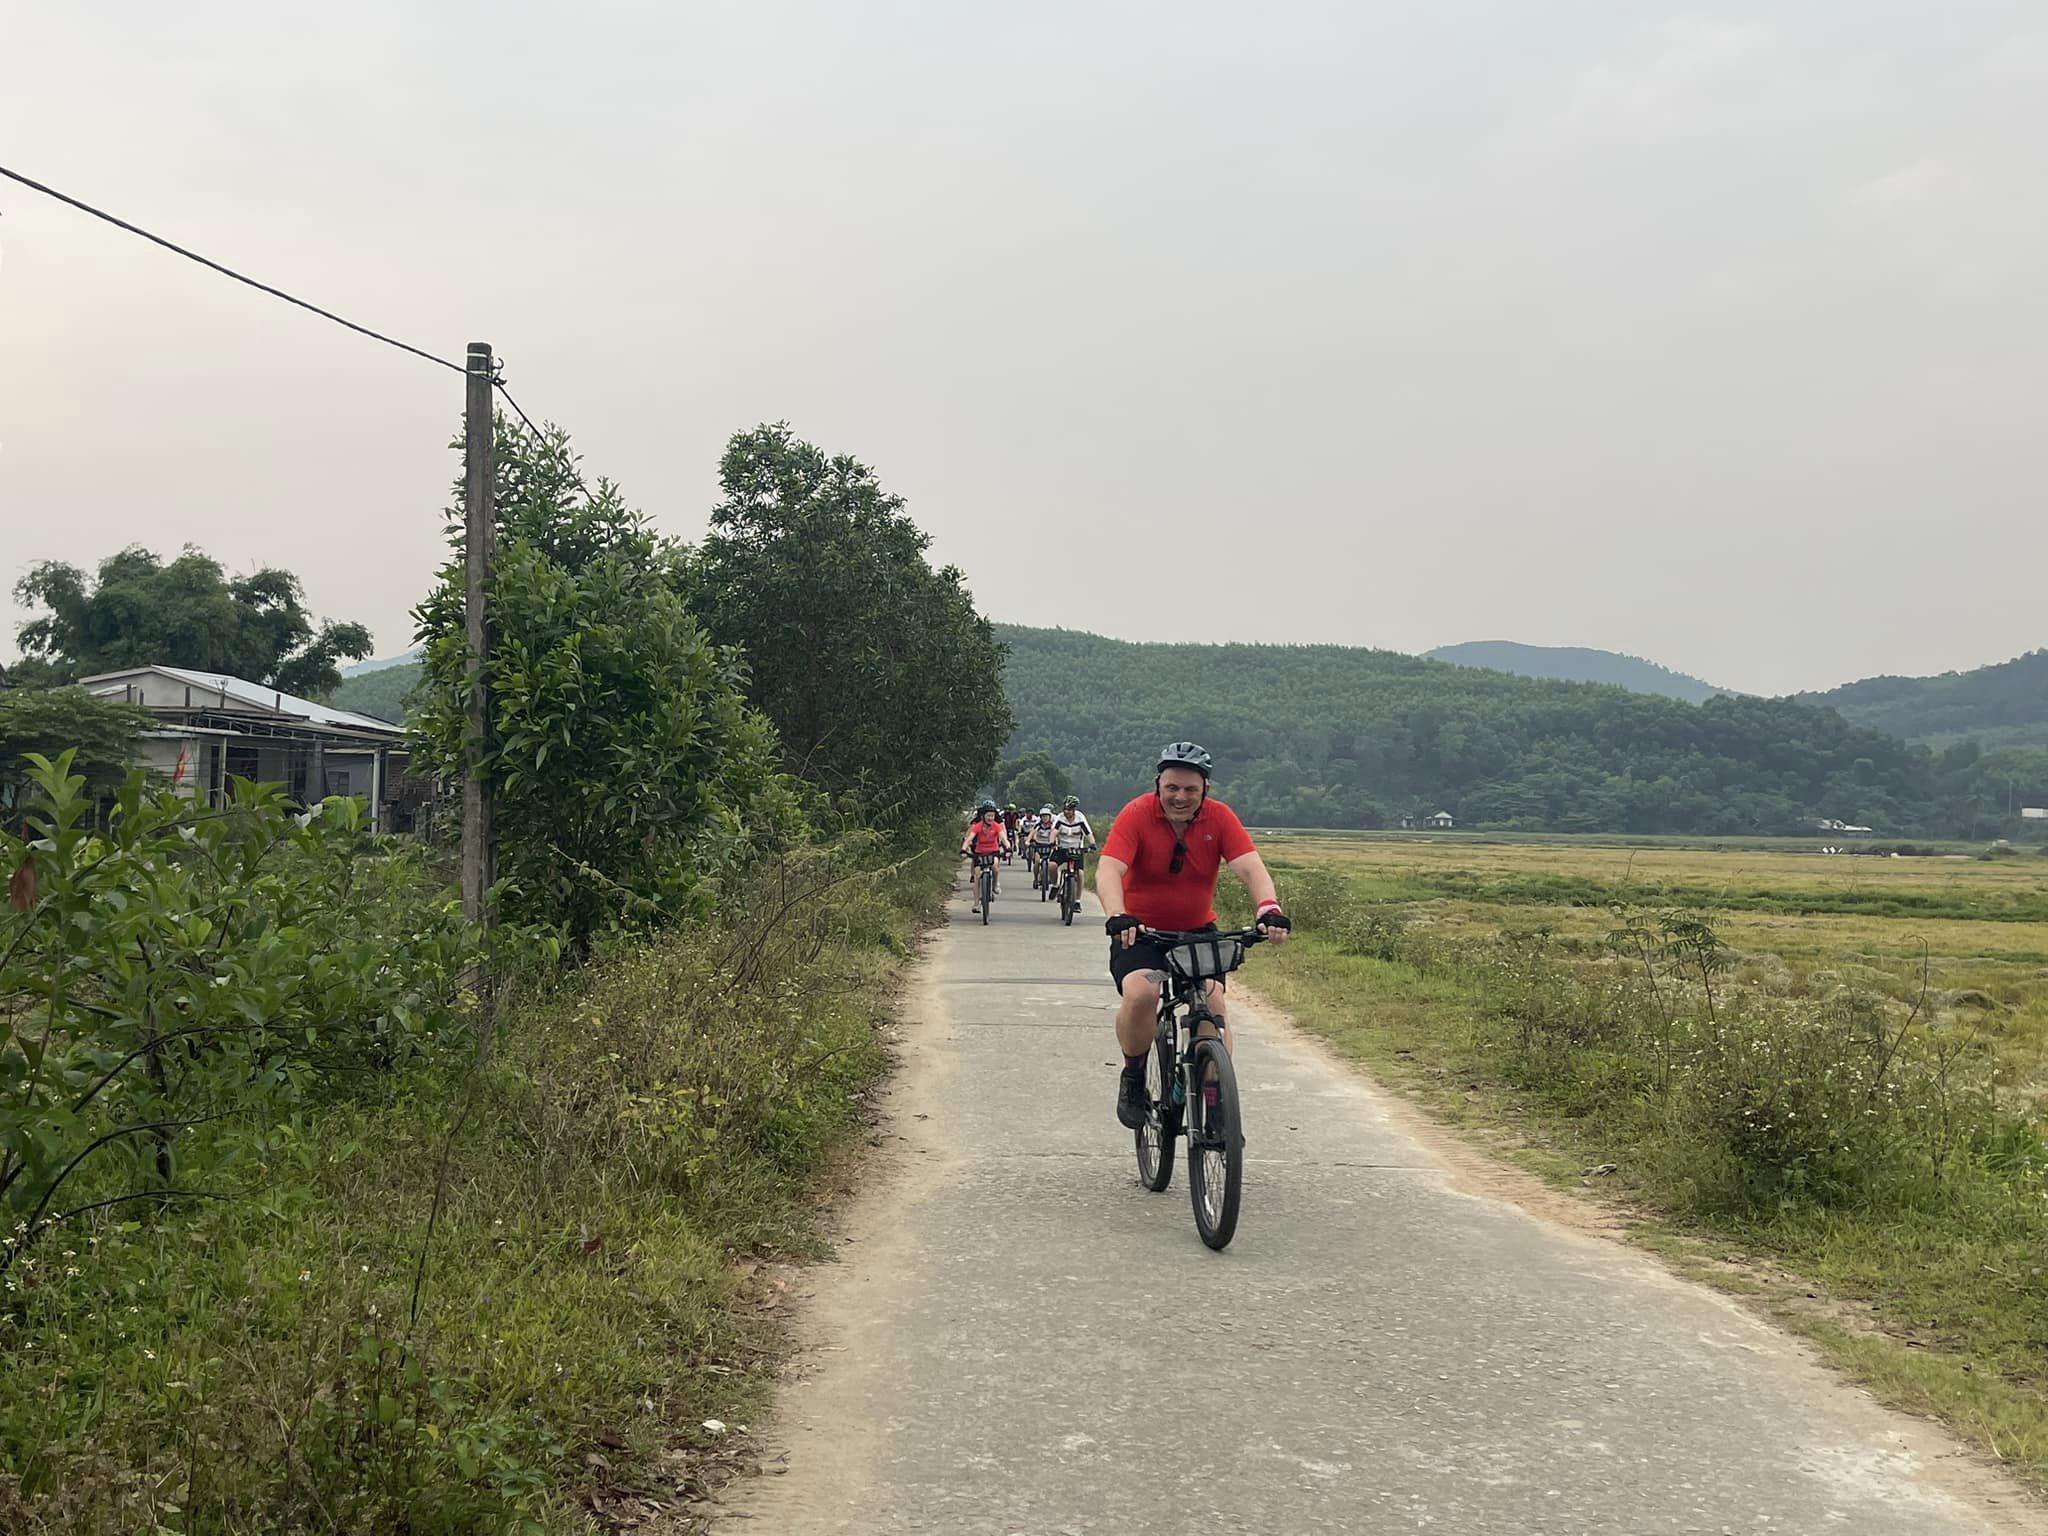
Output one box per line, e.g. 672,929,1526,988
410,421,804,946
0,753,476,1274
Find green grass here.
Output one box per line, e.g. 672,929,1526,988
0,847,952,1534
1235,839,2048,1491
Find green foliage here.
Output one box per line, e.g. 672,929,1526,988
409,420,802,945
1000,624,2048,837
995,750,1071,810
323,659,423,724
0,820,955,1534
0,752,475,1267
1797,649,2048,747
0,689,153,815
1426,641,1728,703
692,423,1012,825
13,546,372,695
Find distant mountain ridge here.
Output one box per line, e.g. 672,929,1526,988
325,661,422,724
1425,641,1728,704
994,624,2044,837
341,649,422,678
1794,649,2048,748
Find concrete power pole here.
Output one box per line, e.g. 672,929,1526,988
461,342,496,930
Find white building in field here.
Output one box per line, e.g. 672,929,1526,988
81,665,427,833
2022,807,2048,821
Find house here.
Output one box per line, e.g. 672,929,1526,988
81,665,428,834
1425,810,1455,829
2022,807,2048,821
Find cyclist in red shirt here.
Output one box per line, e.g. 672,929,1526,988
1097,742,1290,1129
961,800,1012,912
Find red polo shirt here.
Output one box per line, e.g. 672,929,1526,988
1100,793,1256,930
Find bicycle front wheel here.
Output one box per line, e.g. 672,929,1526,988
1186,1037,1243,1250
980,866,993,923
1135,1029,1177,1193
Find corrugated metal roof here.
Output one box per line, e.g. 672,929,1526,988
81,665,404,736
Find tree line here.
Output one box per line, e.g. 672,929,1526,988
997,625,2048,839
5,422,1014,929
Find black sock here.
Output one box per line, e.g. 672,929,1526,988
1123,1053,1147,1078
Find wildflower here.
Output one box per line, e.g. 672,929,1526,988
65,1267,80,1278
144,1348,157,1360
298,1269,311,1282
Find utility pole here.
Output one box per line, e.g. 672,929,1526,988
461,341,496,930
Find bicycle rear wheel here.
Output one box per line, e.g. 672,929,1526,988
1135,1028,1177,1193
1186,1037,1243,1250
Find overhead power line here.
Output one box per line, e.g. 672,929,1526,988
0,161,466,375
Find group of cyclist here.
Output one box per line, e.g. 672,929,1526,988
960,741,1293,1131
959,796,1096,913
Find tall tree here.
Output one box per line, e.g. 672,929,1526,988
692,424,1012,825
410,420,799,943
13,546,372,695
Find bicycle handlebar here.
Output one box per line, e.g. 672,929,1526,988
1133,924,1271,947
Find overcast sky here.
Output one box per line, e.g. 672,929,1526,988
2,1,2042,696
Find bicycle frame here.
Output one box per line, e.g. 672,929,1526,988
1142,926,1263,1127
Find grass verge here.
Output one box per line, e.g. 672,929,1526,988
1236,915,2048,1492
0,841,952,1534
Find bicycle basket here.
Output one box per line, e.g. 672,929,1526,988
1165,937,1244,980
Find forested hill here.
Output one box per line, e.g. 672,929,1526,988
1425,641,1727,704
997,625,2044,837
324,661,420,724
1794,650,2048,748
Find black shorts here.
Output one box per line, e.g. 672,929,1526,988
1109,922,1220,994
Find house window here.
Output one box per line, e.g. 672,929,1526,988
225,744,260,784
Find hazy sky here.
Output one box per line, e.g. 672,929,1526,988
3,2,2042,696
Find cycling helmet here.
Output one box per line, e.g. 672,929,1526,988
1039,804,1054,815
1062,795,1079,809
1156,741,1213,778
978,798,998,811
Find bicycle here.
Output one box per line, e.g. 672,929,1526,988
969,852,999,925
1033,846,1055,900
1131,925,1266,1250
1055,850,1085,925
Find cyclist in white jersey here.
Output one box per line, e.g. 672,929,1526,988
1051,795,1094,855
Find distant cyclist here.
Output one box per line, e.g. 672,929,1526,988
1048,795,1095,901
961,800,1012,912
1096,743,1290,1129
1001,803,1021,855
1051,794,1094,860
1028,803,1058,881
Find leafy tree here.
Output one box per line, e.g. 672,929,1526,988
691,424,1012,826
995,751,1071,807
13,546,372,695
0,688,153,818
410,421,801,944
1005,766,1058,811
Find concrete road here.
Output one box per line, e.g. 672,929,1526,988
723,874,2033,1534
